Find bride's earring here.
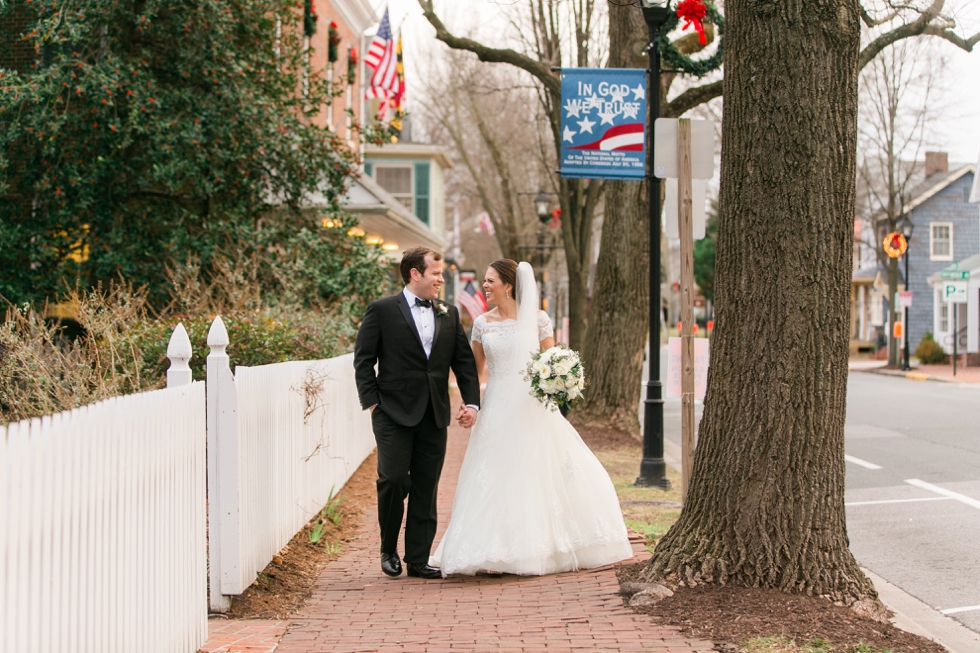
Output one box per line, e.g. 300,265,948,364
506,291,510,299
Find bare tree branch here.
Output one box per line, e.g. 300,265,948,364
858,0,979,69
417,0,561,97
665,80,724,118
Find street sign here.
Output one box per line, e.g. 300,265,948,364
893,321,903,339
559,68,647,180
942,280,968,304
652,118,715,179
667,337,709,399
940,270,970,280
898,291,912,308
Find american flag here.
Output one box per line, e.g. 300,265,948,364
364,8,401,101
457,274,488,322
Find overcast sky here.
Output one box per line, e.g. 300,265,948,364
373,0,980,167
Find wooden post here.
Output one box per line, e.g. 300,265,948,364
678,119,696,502
166,323,193,388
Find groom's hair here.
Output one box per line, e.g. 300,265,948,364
400,247,443,284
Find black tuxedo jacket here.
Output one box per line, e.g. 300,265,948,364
353,292,481,429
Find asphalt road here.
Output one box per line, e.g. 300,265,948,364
648,350,980,633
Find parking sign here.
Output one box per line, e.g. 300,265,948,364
943,280,968,304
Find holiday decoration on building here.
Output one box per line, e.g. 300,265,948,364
328,21,341,62
676,0,708,45
883,232,908,258
303,0,317,38
347,47,358,84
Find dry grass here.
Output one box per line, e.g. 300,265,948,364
742,635,892,653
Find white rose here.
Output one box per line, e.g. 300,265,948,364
553,360,572,377
567,387,581,400
534,362,552,379
539,379,557,394
576,376,586,390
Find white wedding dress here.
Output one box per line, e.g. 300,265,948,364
431,263,633,576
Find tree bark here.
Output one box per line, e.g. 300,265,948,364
645,0,881,609
575,2,650,432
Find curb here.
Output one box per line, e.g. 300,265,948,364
863,568,980,653
850,366,954,383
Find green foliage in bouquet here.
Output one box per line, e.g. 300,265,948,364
524,344,586,411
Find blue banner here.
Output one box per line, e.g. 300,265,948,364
559,68,647,180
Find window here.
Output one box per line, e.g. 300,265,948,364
940,301,949,333
930,222,953,261
374,165,414,210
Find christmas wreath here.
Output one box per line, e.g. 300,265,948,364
656,0,724,78
883,232,908,258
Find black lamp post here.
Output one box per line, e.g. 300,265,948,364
533,189,552,308
636,0,672,489
898,215,914,371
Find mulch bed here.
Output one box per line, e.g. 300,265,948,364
221,451,378,619
572,419,641,450
617,562,947,653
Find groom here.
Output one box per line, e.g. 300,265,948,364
354,247,481,579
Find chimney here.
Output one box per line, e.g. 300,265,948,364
924,151,948,178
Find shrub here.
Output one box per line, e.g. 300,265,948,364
915,332,948,365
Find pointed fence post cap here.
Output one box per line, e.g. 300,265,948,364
167,322,193,360
208,315,230,347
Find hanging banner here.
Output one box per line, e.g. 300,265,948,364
559,68,647,180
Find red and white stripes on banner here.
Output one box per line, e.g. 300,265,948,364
364,7,400,101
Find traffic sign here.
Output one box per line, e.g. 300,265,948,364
940,270,970,280
942,280,968,304
897,291,912,308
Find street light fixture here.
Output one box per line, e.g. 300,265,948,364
533,189,552,224
897,215,914,371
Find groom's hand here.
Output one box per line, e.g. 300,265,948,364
456,405,477,428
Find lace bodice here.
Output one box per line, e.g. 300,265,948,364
471,312,553,384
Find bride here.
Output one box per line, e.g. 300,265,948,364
431,259,633,576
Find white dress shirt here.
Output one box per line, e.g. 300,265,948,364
403,288,435,358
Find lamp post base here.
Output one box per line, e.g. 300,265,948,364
635,458,671,489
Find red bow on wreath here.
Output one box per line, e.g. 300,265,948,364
676,0,708,45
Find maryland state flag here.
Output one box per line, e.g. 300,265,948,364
384,34,407,139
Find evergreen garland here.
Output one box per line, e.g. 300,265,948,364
657,2,724,77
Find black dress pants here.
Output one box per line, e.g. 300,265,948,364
371,401,447,564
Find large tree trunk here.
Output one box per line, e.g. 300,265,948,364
645,0,881,610
574,2,651,432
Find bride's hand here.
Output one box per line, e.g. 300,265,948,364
456,405,477,428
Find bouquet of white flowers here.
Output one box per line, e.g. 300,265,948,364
523,344,586,411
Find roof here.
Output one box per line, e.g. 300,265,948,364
903,164,975,214
341,173,444,255
852,263,887,285
365,143,454,169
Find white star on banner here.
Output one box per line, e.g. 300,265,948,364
621,103,641,120
597,106,618,125
563,125,577,143
585,95,601,111
608,86,628,104
632,83,645,101
563,99,583,119
576,117,596,134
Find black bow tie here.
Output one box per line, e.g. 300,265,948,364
414,298,432,309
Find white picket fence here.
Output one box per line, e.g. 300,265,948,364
1,316,377,649
0,375,208,652
205,317,374,610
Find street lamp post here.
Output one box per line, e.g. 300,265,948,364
534,189,553,309
636,0,672,489
898,216,915,371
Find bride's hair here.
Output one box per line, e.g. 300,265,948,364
489,259,519,299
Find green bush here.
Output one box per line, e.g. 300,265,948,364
915,332,948,365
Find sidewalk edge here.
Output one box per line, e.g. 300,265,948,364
862,567,980,653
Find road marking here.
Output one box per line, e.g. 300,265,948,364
905,479,980,511
844,455,882,470
940,605,980,615
845,497,952,507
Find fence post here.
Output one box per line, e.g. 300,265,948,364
166,323,193,388
206,316,239,612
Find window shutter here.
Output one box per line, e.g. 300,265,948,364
364,162,373,177
414,162,430,225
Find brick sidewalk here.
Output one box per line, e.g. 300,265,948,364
202,409,713,653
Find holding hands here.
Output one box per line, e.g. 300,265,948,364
456,405,477,428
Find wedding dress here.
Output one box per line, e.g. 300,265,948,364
431,262,633,576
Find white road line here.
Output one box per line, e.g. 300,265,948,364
905,479,980,511
845,497,952,507
940,605,980,615
845,455,882,470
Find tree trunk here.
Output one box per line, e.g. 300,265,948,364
573,2,651,432
887,257,900,367
645,0,881,610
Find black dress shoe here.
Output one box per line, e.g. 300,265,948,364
405,563,442,579
381,552,402,577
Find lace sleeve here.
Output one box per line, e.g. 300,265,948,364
537,311,554,341
471,315,485,344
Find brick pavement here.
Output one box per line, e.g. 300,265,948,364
201,408,713,653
